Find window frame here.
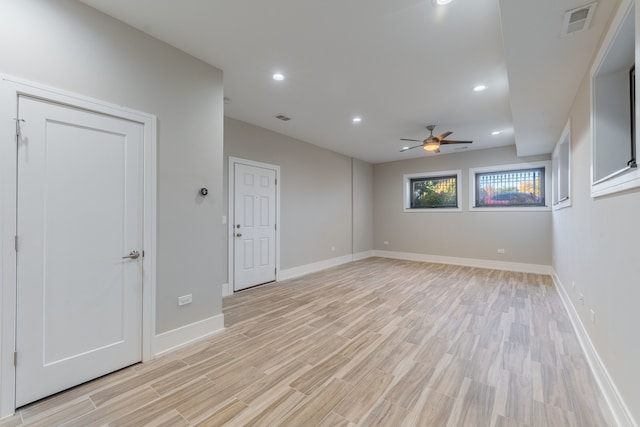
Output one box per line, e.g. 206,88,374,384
469,161,551,212
403,169,462,212
590,0,640,197
552,120,572,210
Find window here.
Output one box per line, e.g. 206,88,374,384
552,121,571,210
476,169,544,207
590,0,640,197
410,175,457,208
469,162,551,211
404,170,461,212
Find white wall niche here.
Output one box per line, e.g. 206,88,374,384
552,120,572,210
590,0,639,197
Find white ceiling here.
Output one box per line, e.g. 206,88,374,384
79,0,617,164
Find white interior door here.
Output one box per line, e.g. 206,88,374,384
233,163,277,291
15,95,143,407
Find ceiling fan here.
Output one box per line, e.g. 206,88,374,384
400,125,473,153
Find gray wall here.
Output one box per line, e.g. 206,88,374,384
553,69,640,422
352,159,374,255
373,146,552,265
224,117,373,271
1,0,225,334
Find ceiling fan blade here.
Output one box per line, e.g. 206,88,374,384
400,144,424,152
400,138,422,142
440,140,473,145
435,131,452,142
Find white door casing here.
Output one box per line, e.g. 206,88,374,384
0,75,156,417
15,95,143,406
230,159,279,292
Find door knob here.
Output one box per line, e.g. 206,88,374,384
236,233,242,237
122,250,140,260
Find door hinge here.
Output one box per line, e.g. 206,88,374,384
274,223,277,231
275,178,277,185
142,250,145,257
14,235,18,252
13,351,17,366
13,118,24,138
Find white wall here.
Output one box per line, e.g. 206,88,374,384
224,117,373,274
553,66,640,424
0,1,225,335
373,146,552,267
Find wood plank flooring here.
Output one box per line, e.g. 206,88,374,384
0,258,616,426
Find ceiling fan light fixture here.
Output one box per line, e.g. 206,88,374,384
400,125,471,154
423,141,440,152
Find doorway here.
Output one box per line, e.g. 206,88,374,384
229,158,280,292
15,95,143,406
0,76,156,415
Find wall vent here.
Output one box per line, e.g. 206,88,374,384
561,2,597,37
275,114,291,121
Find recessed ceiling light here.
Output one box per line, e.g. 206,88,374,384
491,130,502,135
435,0,452,4
352,117,362,123
272,73,285,81
473,84,487,92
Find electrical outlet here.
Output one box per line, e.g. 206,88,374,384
331,246,335,252
571,281,575,290
383,241,389,245
497,248,505,254
590,309,596,323
579,293,584,305
178,294,192,306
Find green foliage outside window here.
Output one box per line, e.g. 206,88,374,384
410,176,457,208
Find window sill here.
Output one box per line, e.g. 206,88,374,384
469,205,551,213
591,167,640,198
403,207,462,213
552,199,572,211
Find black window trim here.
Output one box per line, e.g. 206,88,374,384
469,161,551,212
403,169,462,213
409,174,459,209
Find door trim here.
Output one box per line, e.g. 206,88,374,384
0,75,157,418
227,157,280,295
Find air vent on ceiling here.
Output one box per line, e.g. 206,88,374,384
561,2,597,37
275,114,291,121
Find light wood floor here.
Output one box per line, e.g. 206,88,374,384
0,258,615,426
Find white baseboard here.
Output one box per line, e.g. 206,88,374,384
153,314,225,357
352,250,374,261
276,250,549,283
278,254,354,281
373,250,552,275
226,252,374,293
552,271,638,427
